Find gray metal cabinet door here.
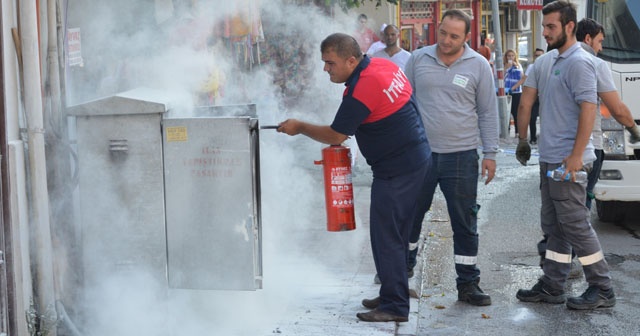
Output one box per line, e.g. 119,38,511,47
163,117,262,290
76,113,167,286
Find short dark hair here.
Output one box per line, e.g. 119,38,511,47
321,33,363,59
535,48,545,53
441,9,471,35
576,18,605,42
358,14,367,22
542,1,577,35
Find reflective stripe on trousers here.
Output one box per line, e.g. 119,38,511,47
539,162,611,290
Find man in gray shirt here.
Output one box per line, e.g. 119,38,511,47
515,0,615,310
577,18,640,209
404,9,499,306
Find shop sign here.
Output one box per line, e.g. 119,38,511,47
67,28,84,67
517,0,543,10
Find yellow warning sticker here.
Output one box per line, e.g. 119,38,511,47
166,126,188,142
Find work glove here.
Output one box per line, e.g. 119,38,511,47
627,124,640,144
516,138,531,166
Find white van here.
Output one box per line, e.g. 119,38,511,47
588,0,640,222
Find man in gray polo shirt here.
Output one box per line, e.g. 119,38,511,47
577,18,640,209
404,9,499,306
515,0,615,310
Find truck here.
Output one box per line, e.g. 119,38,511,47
588,0,640,222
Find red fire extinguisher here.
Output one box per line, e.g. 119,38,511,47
314,145,356,232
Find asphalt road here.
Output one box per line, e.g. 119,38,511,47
416,141,640,336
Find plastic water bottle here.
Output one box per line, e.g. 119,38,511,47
546,166,588,183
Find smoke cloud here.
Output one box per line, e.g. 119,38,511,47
62,0,373,334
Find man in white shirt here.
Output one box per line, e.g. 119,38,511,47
371,25,411,70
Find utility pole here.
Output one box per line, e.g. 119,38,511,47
491,0,509,138
19,0,58,334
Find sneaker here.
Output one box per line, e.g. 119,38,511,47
516,280,566,304
457,280,491,306
566,286,616,310
374,269,414,284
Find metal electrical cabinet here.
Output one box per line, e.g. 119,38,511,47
68,91,168,288
68,89,262,291
163,109,263,290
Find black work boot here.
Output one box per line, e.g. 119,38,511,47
356,309,408,322
457,280,491,306
516,279,566,304
361,296,380,309
566,286,616,310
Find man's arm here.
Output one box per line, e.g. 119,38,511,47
595,57,640,142
476,60,500,184
404,53,416,88
516,86,536,140
599,91,635,128
277,119,348,145
514,86,536,166
565,101,597,173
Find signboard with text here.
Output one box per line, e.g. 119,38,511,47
67,28,83,67
518,0,543,10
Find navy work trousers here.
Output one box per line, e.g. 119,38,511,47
371,162,429,317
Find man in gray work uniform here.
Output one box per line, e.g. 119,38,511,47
515,0,615,310
537,17,640,268
404,9,499,306
577,18,640,209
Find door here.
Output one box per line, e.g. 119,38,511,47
163,115,262,290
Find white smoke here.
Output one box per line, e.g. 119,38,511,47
63,1,371,335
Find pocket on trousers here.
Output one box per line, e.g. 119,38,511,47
548,180,570,201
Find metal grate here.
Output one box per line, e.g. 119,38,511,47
401,1,437,20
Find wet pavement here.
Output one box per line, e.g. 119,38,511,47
200,133,640,336
257,159,422,336
416,137,640,336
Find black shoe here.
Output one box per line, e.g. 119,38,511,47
516,280,566,304
566,286,616,310
356,309,408,322
362,296,380,309
457,281,492,306
373,269,414,284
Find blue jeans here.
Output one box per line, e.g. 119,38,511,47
510,93,522,135
409,149,481,285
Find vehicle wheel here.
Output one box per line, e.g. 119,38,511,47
596,200,625,222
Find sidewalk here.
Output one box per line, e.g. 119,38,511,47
259,139,535,335
263,166,423,336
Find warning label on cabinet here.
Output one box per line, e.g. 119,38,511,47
166,126,188,142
